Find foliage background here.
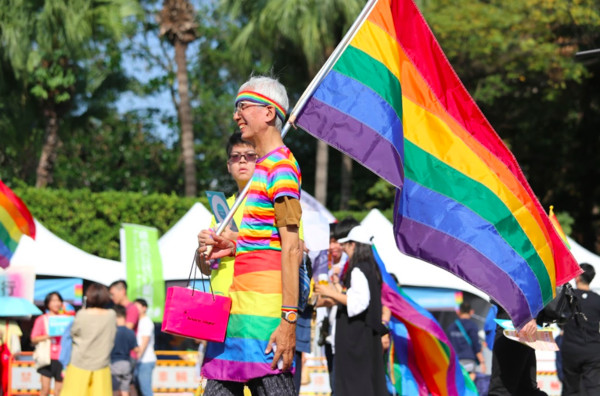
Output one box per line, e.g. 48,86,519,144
1,0,599,257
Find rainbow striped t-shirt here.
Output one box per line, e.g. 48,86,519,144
236,146,301,255
201,145,301,382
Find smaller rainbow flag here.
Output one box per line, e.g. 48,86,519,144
0,180,36,268
548,206,571,249
374,245,478,396
386,318,421,395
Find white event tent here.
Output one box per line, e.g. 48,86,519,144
158,202,213,281
11,219,125,286
11,201,600,295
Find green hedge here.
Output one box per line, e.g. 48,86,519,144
14,185,206,261
12,184,394,261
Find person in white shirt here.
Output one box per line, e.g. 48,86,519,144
133,299,156,396
315,219,355,394
315,225,387,396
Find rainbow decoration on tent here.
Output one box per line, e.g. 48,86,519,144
74,283,84,300
296,0,581,329
374,245,477,396
0,180,36,268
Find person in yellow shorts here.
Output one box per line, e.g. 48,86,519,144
61,283,116,396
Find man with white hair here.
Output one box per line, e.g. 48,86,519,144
199,76,302,395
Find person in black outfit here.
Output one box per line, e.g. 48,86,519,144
315,225,387,396
561,263,600,396
488,303,546,395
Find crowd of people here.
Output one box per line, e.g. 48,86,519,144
0,281,156,396
1,75,599,396
194,75,597,396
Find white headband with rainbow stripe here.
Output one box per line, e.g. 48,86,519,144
235,91,287,121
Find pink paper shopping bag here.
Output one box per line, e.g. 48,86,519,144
161,286,231,342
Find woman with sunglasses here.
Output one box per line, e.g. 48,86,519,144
315,225,388,396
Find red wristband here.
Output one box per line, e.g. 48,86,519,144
229,240,237,256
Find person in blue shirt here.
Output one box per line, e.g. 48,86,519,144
446,302,486,380
110,305,138,396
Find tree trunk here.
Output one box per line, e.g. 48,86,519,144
174,39,196,197
339,154,353,210
314,140,329,205
35,107,60,188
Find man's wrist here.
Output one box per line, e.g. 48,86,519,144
281,306,298,324
228,240,237,257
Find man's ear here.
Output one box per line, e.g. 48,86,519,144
265,105,277,124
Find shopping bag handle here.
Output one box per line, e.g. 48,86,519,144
187,245,215,301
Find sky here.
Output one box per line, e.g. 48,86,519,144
115,1,203,146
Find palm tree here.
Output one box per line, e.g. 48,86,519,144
0,0,140,188
158,0,199,197
220,0,364,207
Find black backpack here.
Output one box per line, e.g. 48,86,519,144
536,283,586,326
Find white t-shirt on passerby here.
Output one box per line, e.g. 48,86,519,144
136,316,156,363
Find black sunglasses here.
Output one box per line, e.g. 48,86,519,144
229,153,258,163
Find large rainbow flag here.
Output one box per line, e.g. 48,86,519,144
0,180,36,268
374,244,478,395
295,0,581,328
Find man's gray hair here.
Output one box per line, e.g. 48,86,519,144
238,76,289,131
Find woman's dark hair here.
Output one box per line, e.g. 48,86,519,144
344,242,382,287
85,283,111,308
44,291,63,311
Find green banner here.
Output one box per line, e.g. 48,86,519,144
120,223,165,321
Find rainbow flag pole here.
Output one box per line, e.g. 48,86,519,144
0,180,36,268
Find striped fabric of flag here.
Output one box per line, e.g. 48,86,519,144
374,245,478,396
0,180,36,268
295,0,581,328
386,318,422,395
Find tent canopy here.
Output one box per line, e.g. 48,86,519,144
11,200,600,296
158,202,213,281
11,220,125,286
